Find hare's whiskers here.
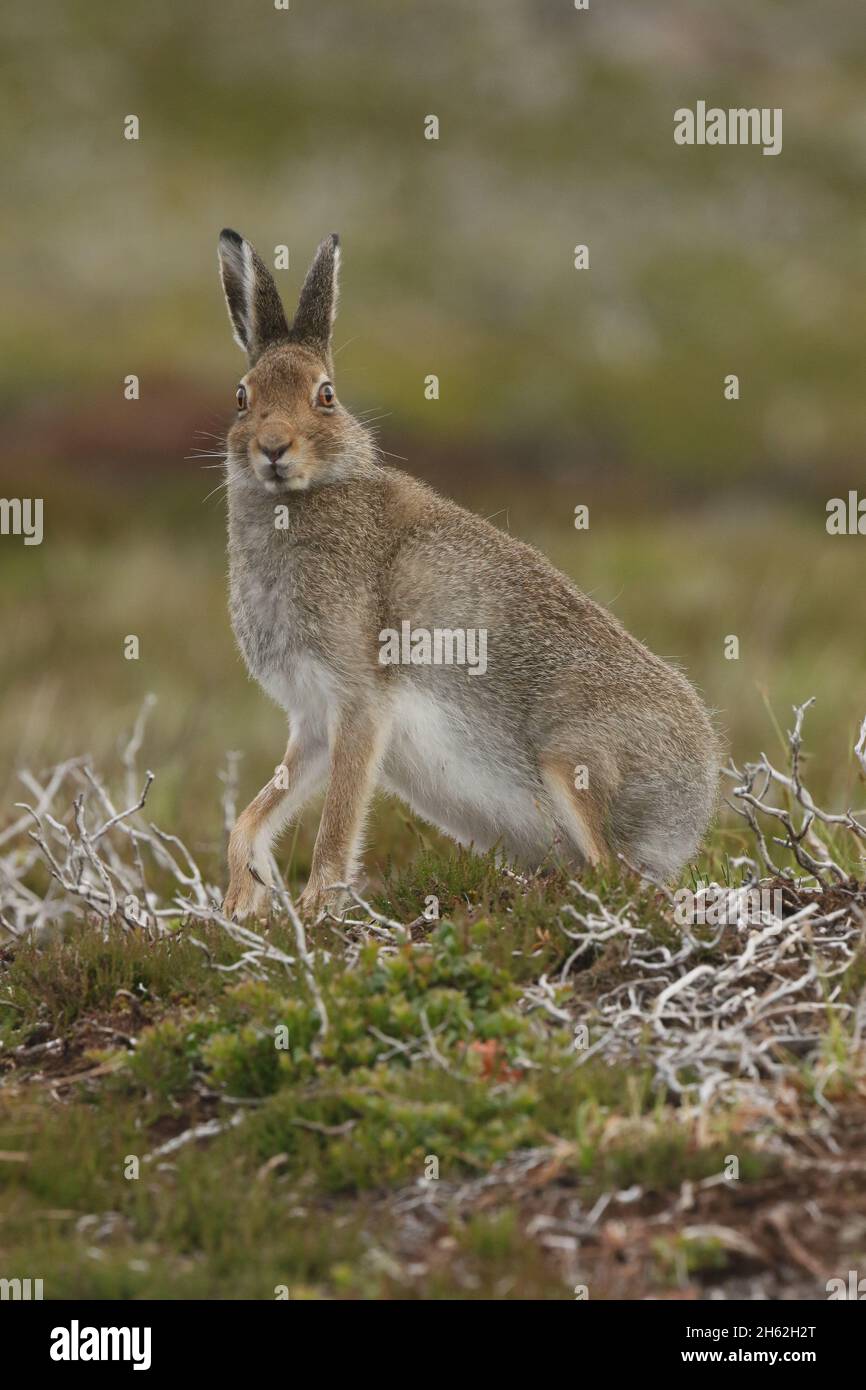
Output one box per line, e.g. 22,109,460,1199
202,478,232,504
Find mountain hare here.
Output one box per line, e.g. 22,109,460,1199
217,229,719,921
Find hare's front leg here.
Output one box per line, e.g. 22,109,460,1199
224,735,326,920
299,706,386,922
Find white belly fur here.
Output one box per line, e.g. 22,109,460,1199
257,660,556,861
379,685,553,860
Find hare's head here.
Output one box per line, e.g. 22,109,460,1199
218,229,371,493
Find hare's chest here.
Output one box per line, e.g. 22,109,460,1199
229,560,307,689
257,655,336,739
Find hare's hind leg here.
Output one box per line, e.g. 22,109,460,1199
539,754,611,869
224,735,327,920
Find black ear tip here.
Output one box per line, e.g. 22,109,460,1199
330,232,340,250
219,227,243,247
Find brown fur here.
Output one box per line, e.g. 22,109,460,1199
216,230,721,921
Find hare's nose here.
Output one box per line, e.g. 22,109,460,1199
260,441,291,465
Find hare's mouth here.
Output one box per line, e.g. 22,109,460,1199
260,471,310,494
250,451,310,492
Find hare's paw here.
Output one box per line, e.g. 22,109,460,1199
223,863,269,921
297,884,327,923
298,880,347,924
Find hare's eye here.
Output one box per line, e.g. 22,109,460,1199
236,385,248,411
317,382,335,408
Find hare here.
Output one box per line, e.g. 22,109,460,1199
217,229,719,921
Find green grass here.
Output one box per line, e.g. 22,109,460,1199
2,487,865,1297
1,886,788,1300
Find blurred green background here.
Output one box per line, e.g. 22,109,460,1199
2,0,866,868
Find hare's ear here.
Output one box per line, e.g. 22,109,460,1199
218,229,289,363
289,233,340,359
